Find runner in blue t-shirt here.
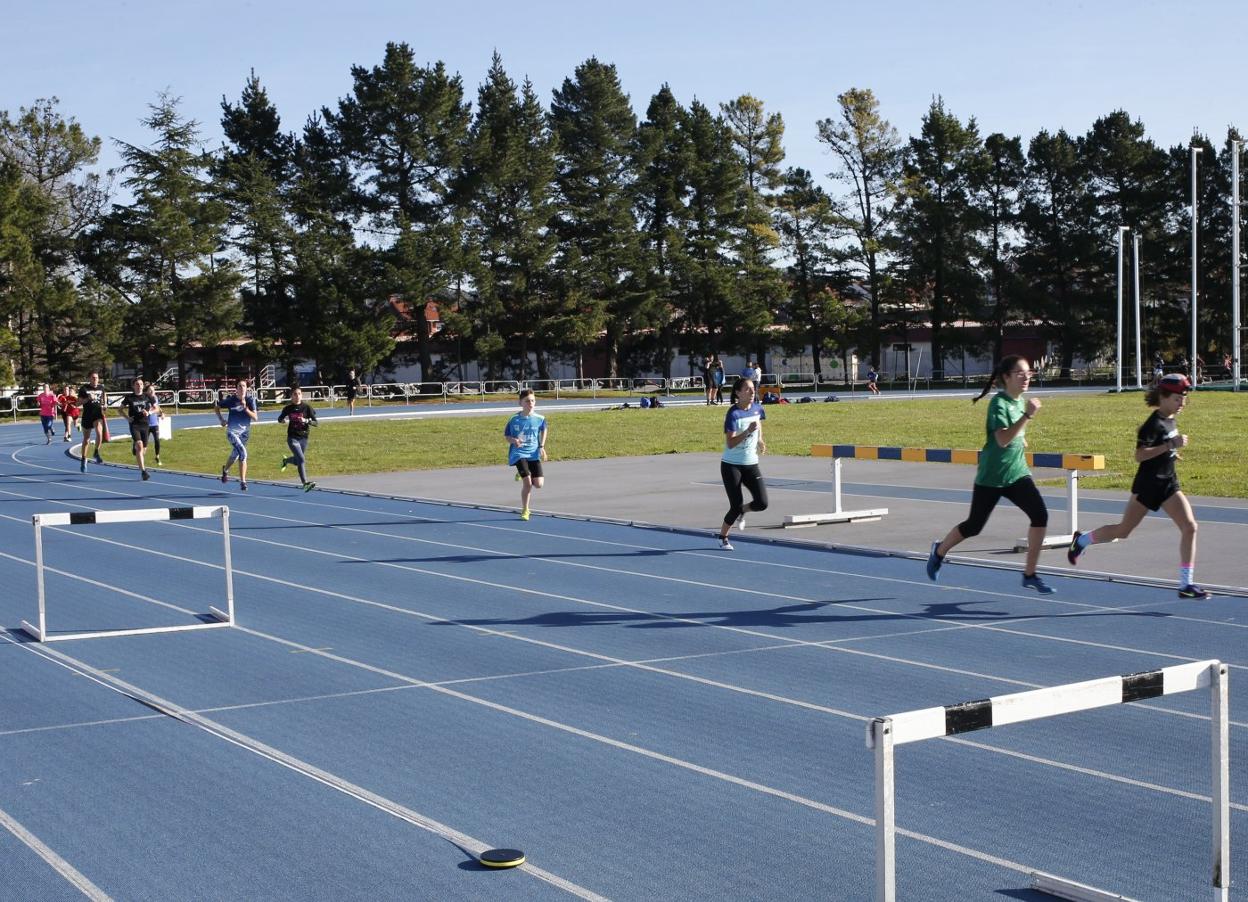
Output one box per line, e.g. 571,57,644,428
214,378,259,491
504,389,548,521
717,377,769,550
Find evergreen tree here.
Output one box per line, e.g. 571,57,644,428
720,94,785,364
83,93,239,384
325,43,471,382
773,166,841,378
975,133,1026,360
634,85,690,380
0,98,112,383
674,100,741,365
894,97,985,380
816,88,901,367
460,54,559,380
550,57,647,377
1017,128,1099,375
217,72,298,381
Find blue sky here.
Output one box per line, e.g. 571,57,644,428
5,0,1243,183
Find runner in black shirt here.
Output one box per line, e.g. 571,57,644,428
118,377,153,481
1067,374,1209,598
278,385,318,491
344,368,362,415
77,387,108,472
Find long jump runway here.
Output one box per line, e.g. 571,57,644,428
0,429,1244,901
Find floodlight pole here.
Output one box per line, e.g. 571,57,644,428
1233,140,1243,392
1116,226,1129,392
1191,145,1202,384
1133,233,1143,389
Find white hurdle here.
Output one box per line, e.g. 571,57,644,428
866,660,1230,901
20,506,235,643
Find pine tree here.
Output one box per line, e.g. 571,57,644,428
976,133,1025,361
774,167,842,378
816,88,901,368
721,95,785,365
894,97,986,380
84,93,240,384
0,98,112,383
325,43,471,382
550,58,647,377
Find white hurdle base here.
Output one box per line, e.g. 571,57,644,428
784,509,888,527
785,458,889,528
1030,870,1141,901
20,610,232,644
1015,469,1084,552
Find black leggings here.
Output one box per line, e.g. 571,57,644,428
957,477,1048,537
721,461,768,525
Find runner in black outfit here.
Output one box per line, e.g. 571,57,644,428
118,377,153,481
278,385,319,491
1067,373,1210,599
345,369,362,415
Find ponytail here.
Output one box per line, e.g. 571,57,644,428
973,355,1025,404
1144,386,1161,407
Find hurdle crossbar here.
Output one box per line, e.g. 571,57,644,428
865,660,1229,901
805,445,1105,547
21,506,235,643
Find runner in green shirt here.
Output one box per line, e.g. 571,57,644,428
926,356,1054,594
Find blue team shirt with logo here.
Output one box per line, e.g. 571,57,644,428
220,393,257,432
504,412,547,465
722,403,766,466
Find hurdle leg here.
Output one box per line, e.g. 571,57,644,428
1016,469,1079,551
783,457,888,527
208,506,235,624
20,519,48,642
870,717,897,902
1211,662,1230,901
833,458,844,515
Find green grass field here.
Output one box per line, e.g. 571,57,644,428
100,392,1248,498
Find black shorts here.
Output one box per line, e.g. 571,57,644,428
1132,476,1179,512
515,459,544,479
128,422,150,446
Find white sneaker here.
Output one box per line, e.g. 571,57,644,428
719,536,733,551
734,512,747,531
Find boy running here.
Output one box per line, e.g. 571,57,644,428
504,389,547,521
278,386,319,491
118,377,153,480
77,386,108,472
215,378,258,491
1067,374,1210,599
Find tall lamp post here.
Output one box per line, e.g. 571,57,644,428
1191,144,1202,384
1116,226,1129,392
1234,139,1243,391
1133,233,1143,389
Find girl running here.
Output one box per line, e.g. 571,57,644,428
718,377,768,550
36,384,58,444
77,386,108,471
926,356,1054,593
1067,373,1210,599
57,384,80,442
278,386,319,491
144,382,163,466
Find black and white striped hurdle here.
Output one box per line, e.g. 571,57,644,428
866,660,1230,902
21,505,235,643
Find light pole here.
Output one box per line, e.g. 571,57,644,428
1234,139,1243,391
1133,233,1143,389
1116,226,1129,392
1191,144,1202,384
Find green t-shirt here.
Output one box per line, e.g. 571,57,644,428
974,391,1030,487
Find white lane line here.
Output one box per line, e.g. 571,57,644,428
0,804,113,900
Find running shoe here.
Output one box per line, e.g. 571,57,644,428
925,541,943,581
45,435,52,445
1021,574,1056,595
303,482,316,492
221,468,229,484
735,512,747,531
1178,584,1212,600
1066,531,1085,566
280,458,288,472
141,470,150,481
93,453,103,464
156,456,162,466
520,508,530,521
80,458,86,473
514,471,521,482
719,536,733,550
63,435,71,442
240,482,248,492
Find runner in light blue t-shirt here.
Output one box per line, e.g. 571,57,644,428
717,377,768,550
215,378,259,491
504,389,548,521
